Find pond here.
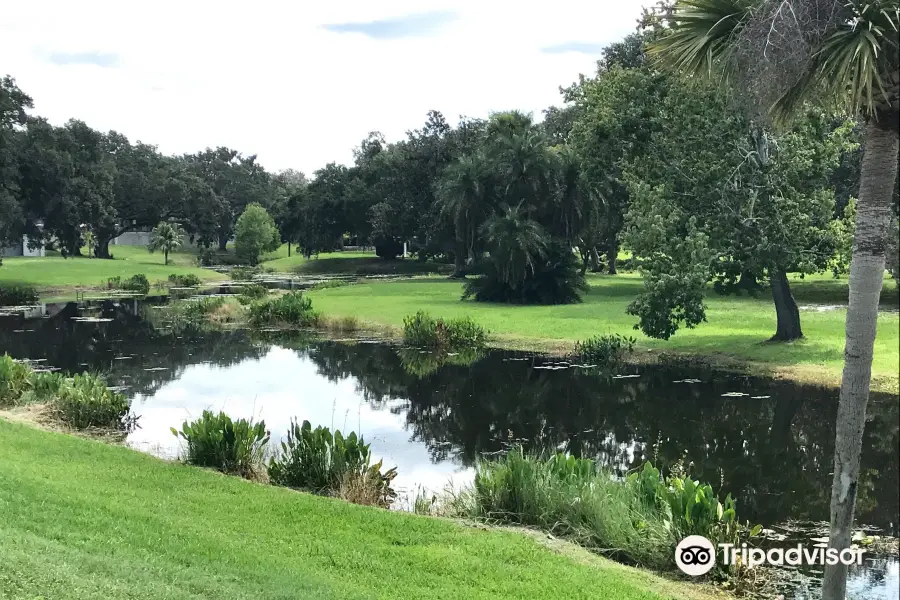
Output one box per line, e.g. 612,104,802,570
1,298,897,600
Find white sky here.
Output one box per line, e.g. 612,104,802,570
1,0,646,175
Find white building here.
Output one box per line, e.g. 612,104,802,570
1,234,45,258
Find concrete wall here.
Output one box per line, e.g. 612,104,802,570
111,231,152,246
0,236,44,257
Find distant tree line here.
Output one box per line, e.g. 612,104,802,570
1,6,896,334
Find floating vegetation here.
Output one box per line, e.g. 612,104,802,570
673,378,702,384
722,392,750,397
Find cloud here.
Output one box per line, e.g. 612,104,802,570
541,42,606,56
47,51,119,68
1,0,645,175
323,10,458,39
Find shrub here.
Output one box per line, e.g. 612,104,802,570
248,292,319,327
106,276,122,289
168,273,202,288
0,283,39,306
402,311,487,349
121,274,150,295
52,373,135,431
0,354,34,407
231,266,257,281
237,283,269,305
172,410,270,479
269,419,396,506
573,334,637,367
463,242,587,305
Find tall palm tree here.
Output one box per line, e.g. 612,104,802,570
148,221,186,266
651,2,898,597
481,203,549,287
435,153,491,275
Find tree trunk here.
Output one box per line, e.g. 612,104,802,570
218,235,228,252
164,249,169,266
822,116,899,600
769,270,803,341
577,244,589,276
94,237,112,259
607,238,618,275
287,242,291,257
590,247,602,272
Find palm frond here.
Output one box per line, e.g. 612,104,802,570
774,0,899,119
649,0,752,78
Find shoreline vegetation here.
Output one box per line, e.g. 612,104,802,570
0,418,732,600
1,246,898,393
0,352,740,600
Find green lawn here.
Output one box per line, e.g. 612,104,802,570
0,246,225,292
307,273,900,392
0,419,711,600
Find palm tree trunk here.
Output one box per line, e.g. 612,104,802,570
822,116,899,600
164,249,169,266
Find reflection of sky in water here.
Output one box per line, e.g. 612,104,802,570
786,558,899,600
127,346,474,496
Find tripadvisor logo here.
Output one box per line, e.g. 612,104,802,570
675,535,865,576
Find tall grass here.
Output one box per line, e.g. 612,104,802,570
52,373,135,431
248,292,319,327
171,410,270,479
454,448,756,573
402,311,487,349
572,334,637,367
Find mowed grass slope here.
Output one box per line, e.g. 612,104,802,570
307,273,900,392
0,246,224,291
0,420,703,600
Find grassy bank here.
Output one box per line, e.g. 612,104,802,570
0,247,224,295
306,274,900,393
0,419,721,600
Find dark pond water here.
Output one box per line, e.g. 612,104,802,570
1,299,897,599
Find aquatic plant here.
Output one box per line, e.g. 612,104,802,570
0,283,39,306
236,283,268,305
248,292,319,327
269,419,396,506
573,334,637,367
0,354,34,407
402,311,487,350
172,410,270,479
337,461,399,509
19,370,67,405
464,448,755,571
167,273,202,288
231,266,257,281
181,296,226,321
628,462,760,563
52,373,135,431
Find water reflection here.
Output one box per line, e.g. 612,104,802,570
1,300,897,600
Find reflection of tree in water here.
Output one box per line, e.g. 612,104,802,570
307,342,899,532
0,300,269,398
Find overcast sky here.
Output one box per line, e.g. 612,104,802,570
1,0,647,175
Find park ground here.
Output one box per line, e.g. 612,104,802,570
1,245,898,392
0,419,725,600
